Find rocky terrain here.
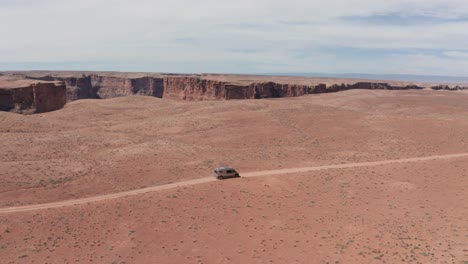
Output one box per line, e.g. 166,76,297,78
2,71,468,115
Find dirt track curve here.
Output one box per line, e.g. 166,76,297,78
1,152,468,214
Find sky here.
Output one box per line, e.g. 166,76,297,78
1,0,468,76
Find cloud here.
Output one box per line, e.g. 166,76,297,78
1,0,468,75
443,51,468,58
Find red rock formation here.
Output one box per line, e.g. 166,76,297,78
91,76,164,99
131,77,164,97
12,73,429,105
431,85,466,91
0,72,448,115
63,76,96,100
251,82,310,99
90,75,134,99
225,84,254,99
29,75,164,101
23,75,428,103
0,81,66,114
163,77,229,100
27,75,97,101
163,78,324,100
349,82,424,90
314,84,328,93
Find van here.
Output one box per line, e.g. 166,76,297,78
213,166,240,179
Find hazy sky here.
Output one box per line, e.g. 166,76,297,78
1,0,468,75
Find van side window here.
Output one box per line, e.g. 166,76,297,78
226,170,232,173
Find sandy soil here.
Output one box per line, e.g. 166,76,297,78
2,89,468,206
1,152,467,214
0,159,467,263
1,89,468,263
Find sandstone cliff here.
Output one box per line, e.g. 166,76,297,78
163,77,253,100
31,75,164,101
8,72,468,106
431,85,466,91
4,71,467,115
161,79,429,101
91,75,164,99
34,75,98,101
0,77,66,114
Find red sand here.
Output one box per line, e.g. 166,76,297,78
1,89,468,263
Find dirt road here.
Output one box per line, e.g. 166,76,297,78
1,152,467,214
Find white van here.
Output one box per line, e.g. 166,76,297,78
213,166,240,179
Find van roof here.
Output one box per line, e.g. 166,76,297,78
216,166,234,170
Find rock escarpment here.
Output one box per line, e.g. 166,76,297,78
30,75,164,101
28,75,331,101
163,78,333,100
0,78,66,114
3,71,468,115
91,76,164,99
163,77,268,100
431,85,467,91
24,73,468,104
162,78,427,100
29,72,453,103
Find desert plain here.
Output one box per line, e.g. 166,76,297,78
0,78,468,263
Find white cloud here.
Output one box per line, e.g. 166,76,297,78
1,0,468,75
443,51,468,58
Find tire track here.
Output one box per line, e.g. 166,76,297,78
1,152,467,214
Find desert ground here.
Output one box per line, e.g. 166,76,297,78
1,89,468,263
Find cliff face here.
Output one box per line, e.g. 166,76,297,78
90,76,134,99
0,86,34,113
65,76,96,100
162,79,428,100
90,76,164,99
251,82,310,99
431,85,466,91
0,81,66,114
164,77,234,100
322,82,426,92
30,75,353,102
22,74,450,104
4,72,466,115
131,77,164,97
162,78,329,100
30,75,165,101
30,75,97,101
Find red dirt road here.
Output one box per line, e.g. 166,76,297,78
1,152,468,214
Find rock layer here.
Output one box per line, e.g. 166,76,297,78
24,74,440,103
23,73,468,104
0,80,66,114
162,78,428,100
431,85,466,91
3,72,468,115
30,75,165,101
